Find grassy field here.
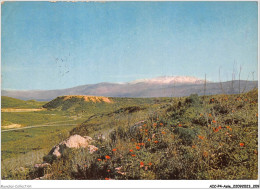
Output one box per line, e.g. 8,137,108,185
1,96,46,109
1,95,160,179
1,91,258,180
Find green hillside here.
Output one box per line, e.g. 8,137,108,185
1,96,46,109
38,90,259,180
2,91,258,180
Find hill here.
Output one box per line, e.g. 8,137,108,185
22,89,257,180
42,95,113,112
1,96,46,109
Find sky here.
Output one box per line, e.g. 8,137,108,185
1,1,258,90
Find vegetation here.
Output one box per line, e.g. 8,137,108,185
1,90,258,180
1,96,46,109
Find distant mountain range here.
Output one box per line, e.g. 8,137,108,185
1,76,258,101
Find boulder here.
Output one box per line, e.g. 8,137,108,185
49,135,98,158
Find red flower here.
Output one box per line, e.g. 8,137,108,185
154,140,159,144
105,178,110,180
112,148,117,152
148,139,151,141
153,123,157,126
136,146,140,150
97,159,102,161
212,120,217,123
178,124,182,127
140,162,144,167
240,143,245,147
131,154,136,157
129,149,133,152
148,162,152,166
160,123,163,126
213,128,219,132
198,135,204,140
105,155,111,159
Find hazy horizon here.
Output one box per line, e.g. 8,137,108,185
1,2,258,90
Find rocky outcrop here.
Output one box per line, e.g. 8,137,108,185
48,135,98,158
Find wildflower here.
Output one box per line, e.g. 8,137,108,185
84,164,87,168
148,139,151,141
105,155,111,159
129,149,133,152
226,126,232,131
154,140,159,144
107,170,111,172
192,145,196,149
105,178,110,180
200,113,203,116
213,128,219,132
143,124,147,127
140,143,145,146
140,162,144,168
145,129,148,132
218,126,222,129
160,123,163,126
148,162,152,166
136,146,140,150
212,120,216,123
161,131,166,134
97,159,102,161
240,143,245,147
131,154,136,157
178,124,182,127
208,113,212,117
112,148,117,152
203,152,208,157
153,123,157,127
198,135,204,140
58,171,62,174
254,150,257,154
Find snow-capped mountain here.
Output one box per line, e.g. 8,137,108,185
129,76,206,84
2,76,257,101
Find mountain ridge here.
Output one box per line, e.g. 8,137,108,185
1,76,257,101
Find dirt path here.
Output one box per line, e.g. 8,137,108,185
1,123,78,132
